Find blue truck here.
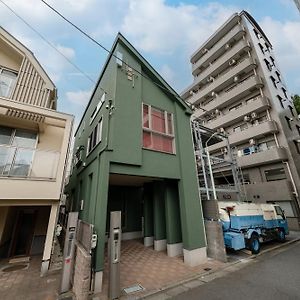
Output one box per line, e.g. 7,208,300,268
218,202,289,254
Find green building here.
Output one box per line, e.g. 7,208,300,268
66,33,207,291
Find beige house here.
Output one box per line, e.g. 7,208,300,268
0,27,73,274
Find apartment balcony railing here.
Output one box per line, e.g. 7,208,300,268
208,120,278,152
236,146,288,168
192,75,264,118
207,96,270,129
0,145,60,180
191,57,257,104
192,24,246,76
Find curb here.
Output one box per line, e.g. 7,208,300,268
140,237,300,299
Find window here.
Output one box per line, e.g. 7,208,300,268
258,43,265,54
265,168,286,182
288,105,295,117
0,126,37,177
285,116,292,130
264,59,272,71
293,140,300,154
90,93,105,125
277,95,284,109
142,104,175,154
229,103,242,111
275,71,281,82
265,43,271,52
0,69,17,98
296,125,300,136
282,87,288,98
87,118,103,155
253,28,260,39
270,56,276,67
270,76,277,88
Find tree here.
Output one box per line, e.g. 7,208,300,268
292,94,300,115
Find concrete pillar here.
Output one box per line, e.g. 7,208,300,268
153,182,166,251
143,184,154,247
165,182,183,257
41,202,59,275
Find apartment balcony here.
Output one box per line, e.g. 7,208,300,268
192,24,246,76
208,96,270,130
244,180,294,202
237,147,288,168
192,75,264,119
191,57,257,104
0,146,60,180
208,120,278,152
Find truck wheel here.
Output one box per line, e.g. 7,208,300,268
277,229,286,243
249,235,260,254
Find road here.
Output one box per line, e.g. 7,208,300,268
173,241,300,300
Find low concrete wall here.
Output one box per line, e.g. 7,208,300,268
73,243,91,300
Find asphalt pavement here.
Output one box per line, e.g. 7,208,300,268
172,241,300,300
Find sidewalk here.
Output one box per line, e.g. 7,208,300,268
138,231,300,300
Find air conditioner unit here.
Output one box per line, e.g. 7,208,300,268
215,108,220,114
237,150,243,157
202,48,209,54
211,91,217,97
229,59,236,66
249,138,256,145
251,112,258,119
222,147,228,154
233,75,239,82
244,115,251,122
189,90,195,96
225,43,231,50
219,127,225,133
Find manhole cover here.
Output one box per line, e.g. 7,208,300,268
2,264,28,272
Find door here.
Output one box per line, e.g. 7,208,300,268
9,209,36,257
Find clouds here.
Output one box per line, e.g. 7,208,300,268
260,16,300,92
121,0,238,55
65,89,92,106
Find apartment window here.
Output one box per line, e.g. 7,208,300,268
277,95,284,109
142,104,175,154
285,116,292,130
265,43,271,52
87,118,103,155
258,43,265,54
296,125,300,136
229,103,242,111
0,126,37,177
270,76,277,88
264,59,272,71
270,56,276,67
0,69,17,98
293,140,300,154
288,105,295,117
282,87,288,98
265,168,286,182
253,28,261,39
275,71,281,82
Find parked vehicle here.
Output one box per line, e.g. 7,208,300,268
218,201,289,254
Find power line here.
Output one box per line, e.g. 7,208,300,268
40,0,185,99
0,0,96,85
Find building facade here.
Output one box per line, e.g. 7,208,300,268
0,27,73,274
181,11,300,230
66,33,207,292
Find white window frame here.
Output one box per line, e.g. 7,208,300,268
142,103,175,154
87,117,103,156
90,93,106,125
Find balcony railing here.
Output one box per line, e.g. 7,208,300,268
0,145,60,180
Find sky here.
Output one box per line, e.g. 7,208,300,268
1,0,300,128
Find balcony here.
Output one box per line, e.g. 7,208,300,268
244,180,294,202
208,120,278,152
191,57,257,104
0,145,60,180
208,96,270,129
192,75,264,118
237,147,288,168
192,24,246,76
